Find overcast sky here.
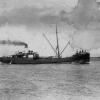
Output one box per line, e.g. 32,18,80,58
0,0,77,26
0,0,100,57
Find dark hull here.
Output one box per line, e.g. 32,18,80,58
0,55,90,64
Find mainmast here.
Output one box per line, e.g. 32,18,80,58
43,24,69,58
56,24,60,58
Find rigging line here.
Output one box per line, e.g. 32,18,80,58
60,41,70,56
43,33,57,55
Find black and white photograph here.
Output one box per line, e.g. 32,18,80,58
0,0,99,100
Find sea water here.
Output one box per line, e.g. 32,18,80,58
0,61,100,100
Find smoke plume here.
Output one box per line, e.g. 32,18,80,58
0,40,28,48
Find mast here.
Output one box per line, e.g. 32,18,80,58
56,24,60,58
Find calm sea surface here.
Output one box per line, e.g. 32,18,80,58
0,61,100,100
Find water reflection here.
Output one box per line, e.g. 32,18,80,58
71,66,87,83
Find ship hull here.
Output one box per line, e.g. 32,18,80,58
10,57,73,64
0,55,90,64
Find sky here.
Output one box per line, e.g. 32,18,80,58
0,0,100,57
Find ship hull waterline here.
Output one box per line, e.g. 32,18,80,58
0,56,90,64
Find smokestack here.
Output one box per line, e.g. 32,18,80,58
0,40,28,48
